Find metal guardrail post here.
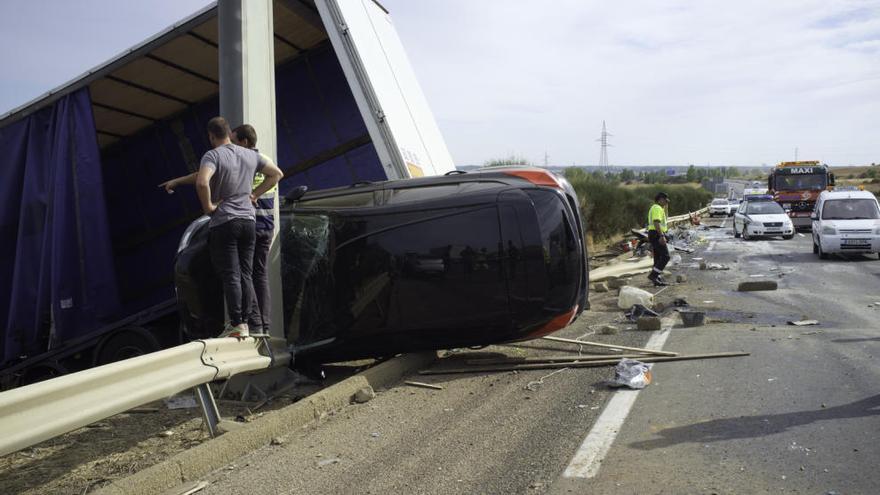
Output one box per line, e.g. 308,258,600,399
194,383,221,438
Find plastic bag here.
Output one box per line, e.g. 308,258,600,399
609,359,653,389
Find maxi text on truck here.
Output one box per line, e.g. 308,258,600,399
767,161,835,229
0,0,454,388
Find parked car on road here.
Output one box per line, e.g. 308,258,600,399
709,198,733,217
734,198,794,240
175,167,589,363
811,190,880,259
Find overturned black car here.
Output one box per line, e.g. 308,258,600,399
175,167,589,363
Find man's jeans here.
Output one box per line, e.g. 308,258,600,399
209,218,257,327
251,229,273,333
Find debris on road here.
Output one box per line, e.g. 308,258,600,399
169,480,210,495
404,381,444,390
608,278,631,289
625,303,659,321
788,320,819,326
618,286,654,309
637,316,662,331
679,310,706,327
593,282,609,293
609,359,653,389
706,263,730,270
164,394,198,410
599,325,619,335
419,352,750,375
738,280,778,291
317,457,341,467
352,386,376,404
542,335,677,356
676,274,688,283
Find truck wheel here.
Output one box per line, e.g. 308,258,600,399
94,327,161,366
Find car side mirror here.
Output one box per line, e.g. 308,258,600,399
810,213,818,220
284,185,308,203
829,174,836,186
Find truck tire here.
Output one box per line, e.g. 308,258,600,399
94,327,161,366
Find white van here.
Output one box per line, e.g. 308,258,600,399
811,190,880,259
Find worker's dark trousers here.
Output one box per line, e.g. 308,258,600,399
209,219,256,328
250,229,273,333
648,230,670,276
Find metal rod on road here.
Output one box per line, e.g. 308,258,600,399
466,353,662,365
541,335,678,356
420,352,749,375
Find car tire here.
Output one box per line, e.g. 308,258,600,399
742,229,751,241
734,227,741,238
783,234,793,240
817,240,828,260
812,241,818,254
94,326,161,366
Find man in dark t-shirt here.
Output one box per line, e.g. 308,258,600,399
196,117,283,337
231,124,275,335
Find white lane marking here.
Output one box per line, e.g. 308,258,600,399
562,330,671,479
706,240,716,252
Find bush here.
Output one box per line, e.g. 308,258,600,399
564,168,712,241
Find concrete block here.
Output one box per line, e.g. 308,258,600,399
637,316,662,331
608,278,630,289
593,282,609,293
676,274,687,283
737,280,778,292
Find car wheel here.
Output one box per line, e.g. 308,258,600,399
817,240,829,260
783,234,793,240
734,225,741,238
742,229,750,241
812,241,818,253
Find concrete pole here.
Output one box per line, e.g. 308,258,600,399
219,0,284,339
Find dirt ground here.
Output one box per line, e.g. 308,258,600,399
0,360,378,495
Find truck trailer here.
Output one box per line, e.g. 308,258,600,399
0,0,455,388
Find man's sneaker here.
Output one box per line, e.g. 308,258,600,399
647,271,658,282
218,323,249,338
652,275,669,287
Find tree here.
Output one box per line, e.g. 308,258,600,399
619,168,636,182
686,165,697,182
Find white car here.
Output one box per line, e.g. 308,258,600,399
811,190,880,259
733,199,794,240
709,198,733,217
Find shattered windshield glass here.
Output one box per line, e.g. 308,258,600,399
280,213,334,345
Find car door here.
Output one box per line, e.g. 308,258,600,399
734,201,747,233
812,199,823,245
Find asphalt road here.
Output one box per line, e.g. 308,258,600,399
199,216,880,495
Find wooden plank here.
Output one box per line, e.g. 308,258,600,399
420,352,750,375
541,335,678,357
404,381,444,390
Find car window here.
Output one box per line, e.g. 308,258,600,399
821,199,880,220
525,190,579,311
746,202,784,215
383,182,500,205
711,199,728,205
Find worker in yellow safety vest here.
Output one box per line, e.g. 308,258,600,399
647,192,670,286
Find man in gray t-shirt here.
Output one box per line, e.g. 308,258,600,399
196,117,283,337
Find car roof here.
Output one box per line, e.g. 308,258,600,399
819,190,877,201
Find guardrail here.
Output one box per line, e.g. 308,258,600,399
667,206,709,227
0,336,290,457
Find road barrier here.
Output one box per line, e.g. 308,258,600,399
0,336,290,457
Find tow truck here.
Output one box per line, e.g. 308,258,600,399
767,161,835,229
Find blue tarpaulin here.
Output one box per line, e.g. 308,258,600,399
0,88,119,366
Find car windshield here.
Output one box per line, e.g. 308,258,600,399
711,199,728,205
774,174,826,191
822,199,880,220
747,202,784,215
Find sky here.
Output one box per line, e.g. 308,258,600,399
2,0,879,167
